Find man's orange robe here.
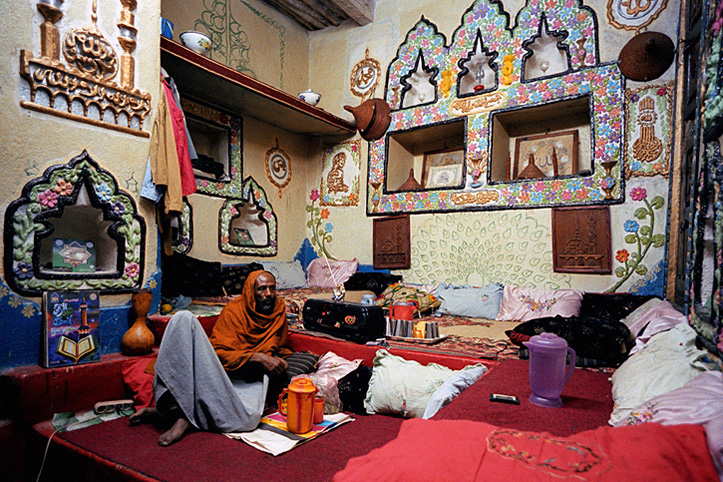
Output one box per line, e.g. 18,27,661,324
209,270,292,371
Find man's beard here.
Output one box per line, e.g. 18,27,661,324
256,297,276,315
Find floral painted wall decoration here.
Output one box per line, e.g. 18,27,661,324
370,0,624,215
405,210,572,289
320,140,361,207
609,186,665,292
624,83,673,179
306,189,336,260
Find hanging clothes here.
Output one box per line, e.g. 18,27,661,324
148,80,183,215
162,79,197,197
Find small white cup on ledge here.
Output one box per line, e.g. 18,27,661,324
299,89,321,106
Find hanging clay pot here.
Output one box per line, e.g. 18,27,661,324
344,98,391,141
618,31,675,82
121,289,155,356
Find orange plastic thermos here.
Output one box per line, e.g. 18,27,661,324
278,378,317,434
389,300,418,321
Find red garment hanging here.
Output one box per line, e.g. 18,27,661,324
163,79,197,197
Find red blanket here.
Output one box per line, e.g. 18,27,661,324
334,418,719,482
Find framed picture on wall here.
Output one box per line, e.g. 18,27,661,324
552,206,611,274
514,130,579,179
422,148,465,188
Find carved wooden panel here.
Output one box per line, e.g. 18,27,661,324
373,215,410,269
552,206,611,274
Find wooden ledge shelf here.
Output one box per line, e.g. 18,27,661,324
160,37,356,137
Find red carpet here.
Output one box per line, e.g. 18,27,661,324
45,359,613,481
434,359,614,436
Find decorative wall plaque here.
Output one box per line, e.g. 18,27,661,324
350,48,382,102
552,206,611,274
373,215,411,270
265,138,292,198
320,139,361,206
606,0,669,32
19,0,151,137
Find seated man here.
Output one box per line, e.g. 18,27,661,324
130,270,297,446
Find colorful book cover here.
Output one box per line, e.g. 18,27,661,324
42,291,101,368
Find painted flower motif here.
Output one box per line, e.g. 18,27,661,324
601,177,616,189
630,187,647,201
95,184,112,202
148,279,158,289
111,201,125,216
310,189,320,202
630,93,640,103
324,223,333,233
657,87,667,96
8,297,22,308
22,304,35,318
200,180,209,188
616,249,630,263
624,220,639,233
14,262,33,280
0,286,7,298
39,189,58,208
229,206,238,216
263,211,273,219
54,179,73,196
125,262,140,279
320,208,330,219
221,235,229,244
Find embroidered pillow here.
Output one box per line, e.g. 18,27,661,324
435,283,503,319
495,285,583,321
220,262,264,295
263,260,308,289
376,283,441,315
306,258,358,288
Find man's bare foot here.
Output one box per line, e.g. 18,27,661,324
129,407,159,426
158,417,192,446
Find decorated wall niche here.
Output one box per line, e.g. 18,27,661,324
3,151,146,295
218,177,277,256
179,98,243,197
19,0,151,137
370,0,622,215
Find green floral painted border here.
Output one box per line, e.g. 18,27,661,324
3,150,145,295
171,200,193,255
218,177,277,256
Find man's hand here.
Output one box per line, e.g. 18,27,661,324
249,352,288,377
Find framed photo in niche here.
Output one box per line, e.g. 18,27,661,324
373,215,411,270
422,148,465,188
514,130,579,179
552,206,611,274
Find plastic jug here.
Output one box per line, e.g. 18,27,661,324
278,378,317,433
523,332,576,408
389,300,418,321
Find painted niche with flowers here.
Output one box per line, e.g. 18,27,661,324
3,150,146,295
370,0,625,215
218,177,278,256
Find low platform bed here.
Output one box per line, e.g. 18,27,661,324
4,331,720,482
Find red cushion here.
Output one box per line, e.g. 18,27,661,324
333,419,719,482
121,357,156,409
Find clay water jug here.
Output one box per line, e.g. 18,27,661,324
523,332,576,408
278,378,317,434
343,98,391,141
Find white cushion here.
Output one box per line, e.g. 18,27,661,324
364,349,484,418
609,323,709,425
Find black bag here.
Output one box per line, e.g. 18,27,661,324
302,298,385,343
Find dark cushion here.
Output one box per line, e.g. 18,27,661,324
161,255,224,298
505,315,635,367
284,351,319,379
221,262,264,295
338,364,373,415
578,293,659,321
344,272,403,297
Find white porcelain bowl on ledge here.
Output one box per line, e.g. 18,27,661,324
179,31,212,56
299,89,321,106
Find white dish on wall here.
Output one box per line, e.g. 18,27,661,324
179,31,212,56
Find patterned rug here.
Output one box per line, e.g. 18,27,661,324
283,289,521,362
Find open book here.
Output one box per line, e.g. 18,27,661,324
55,334,98,363
225,412,354,456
